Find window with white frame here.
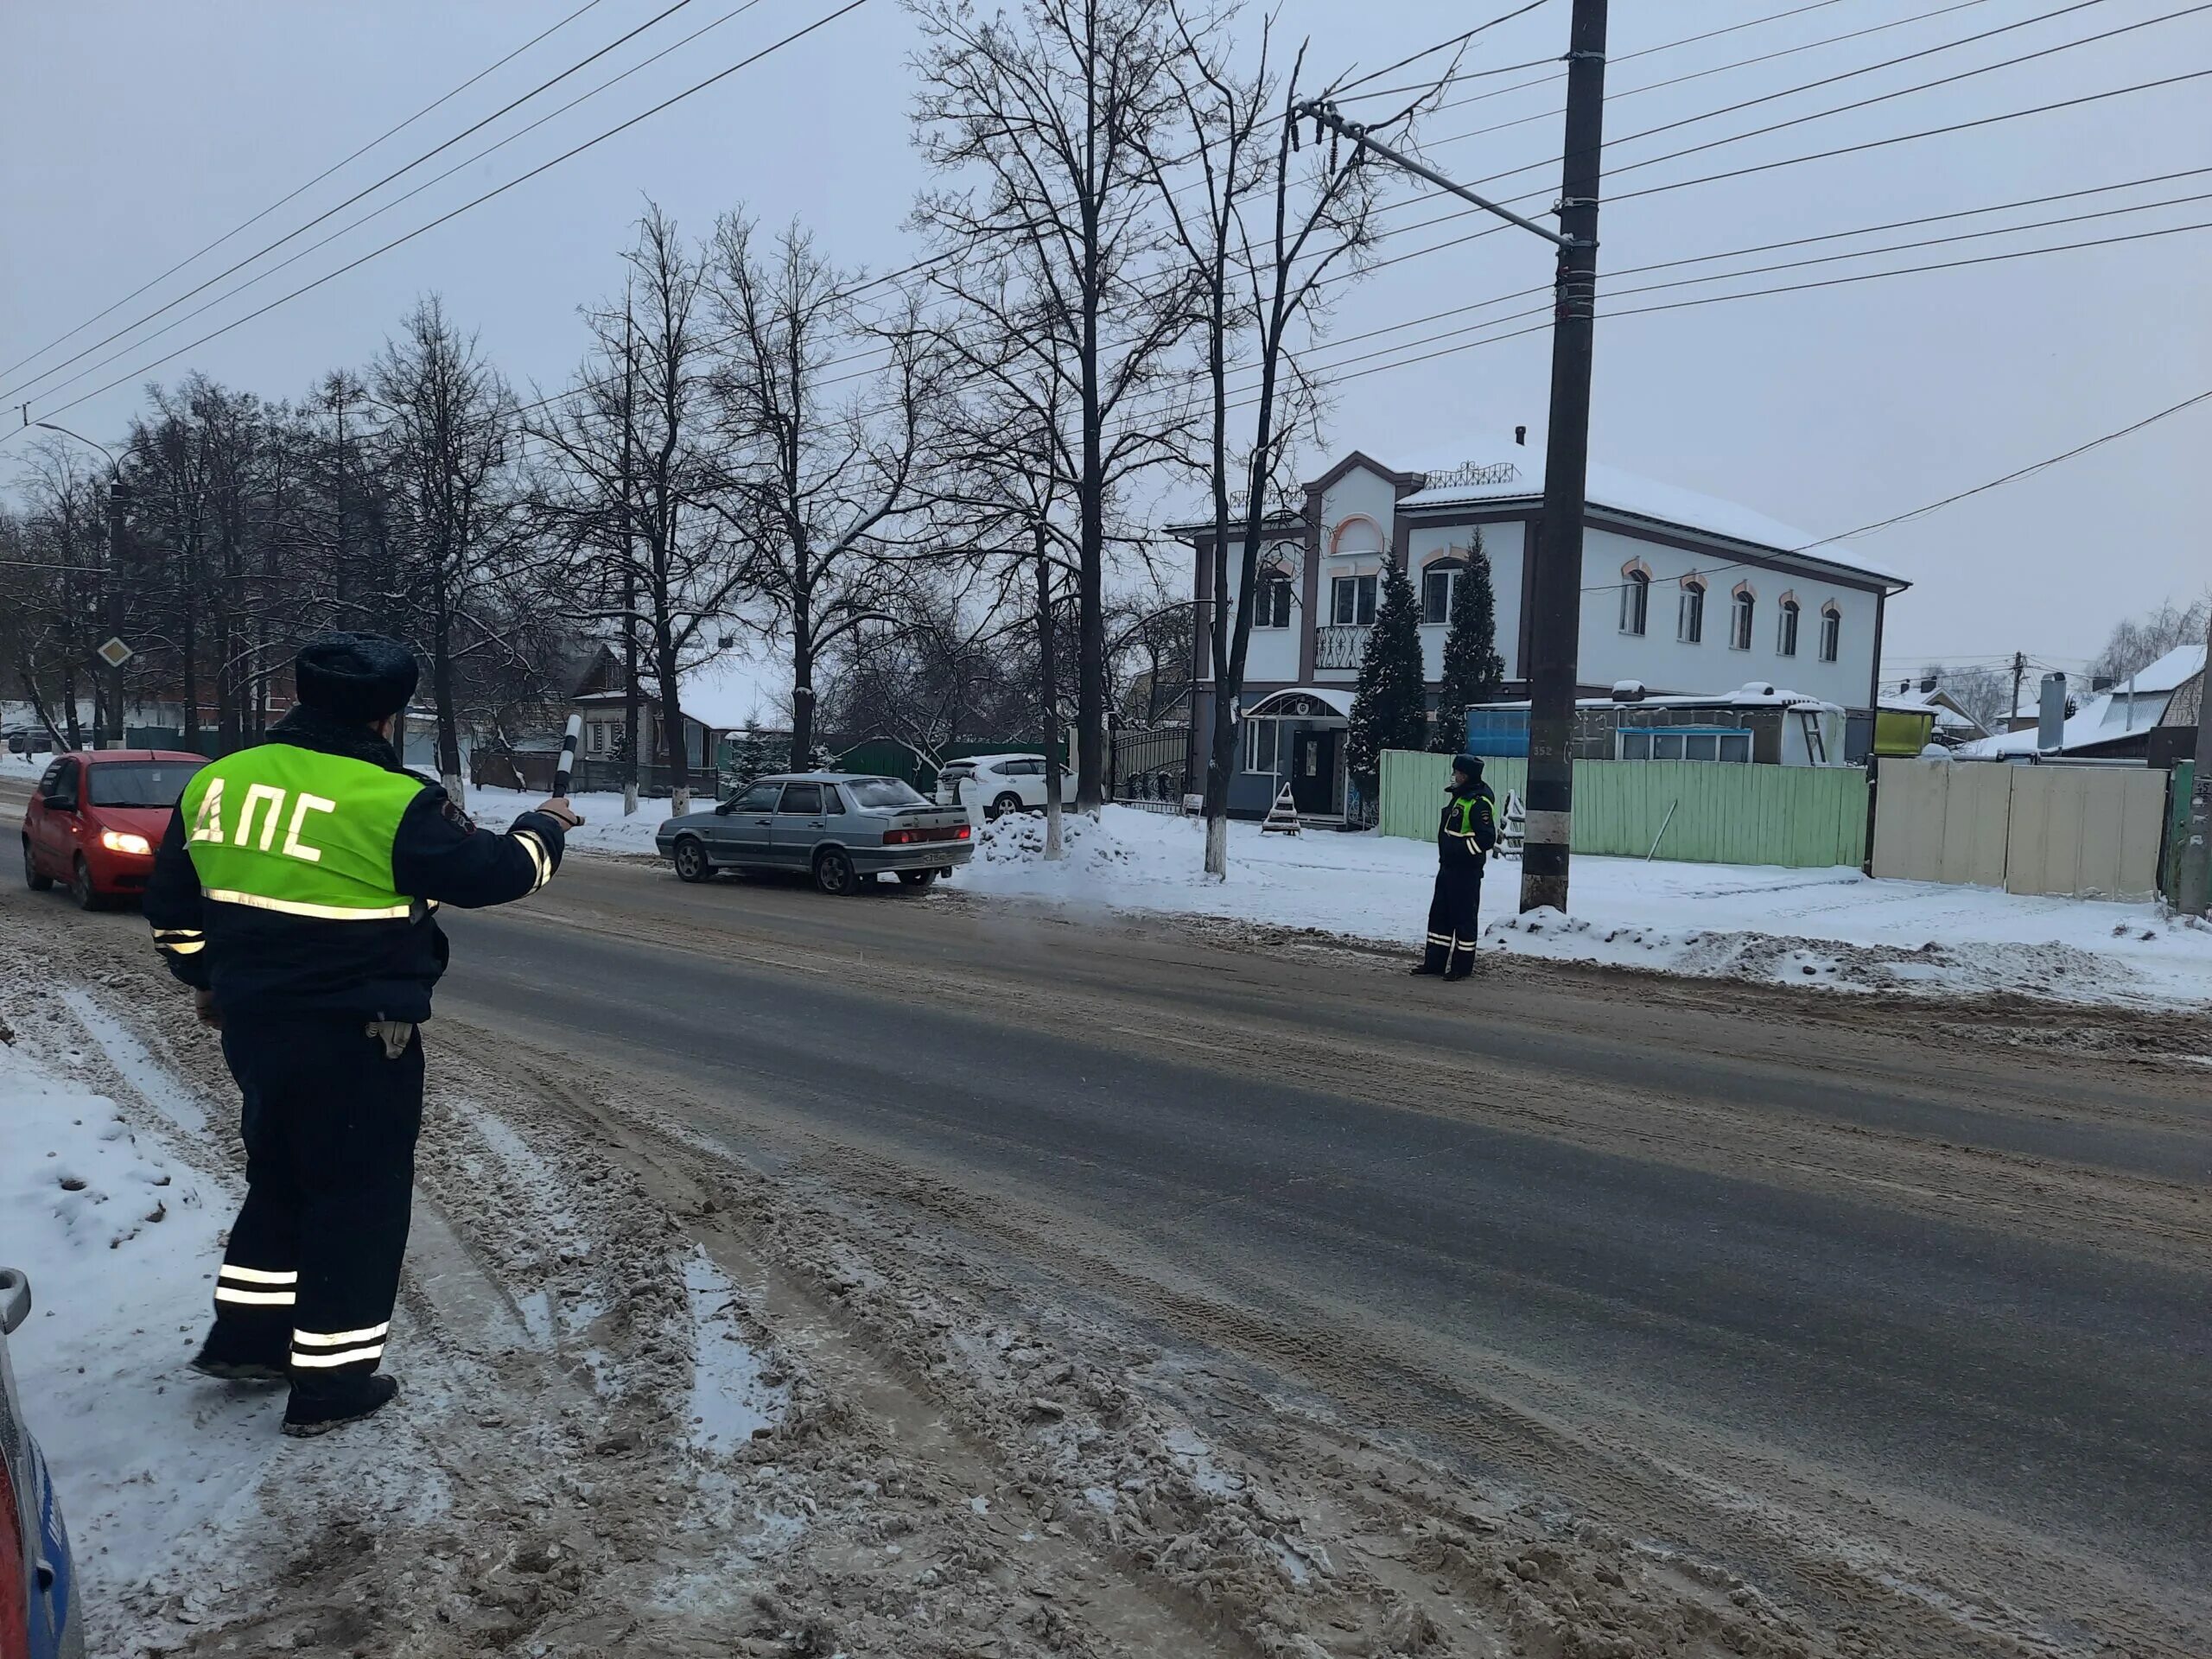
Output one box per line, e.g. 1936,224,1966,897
1819,601,1841,663
1729,585,1756,651
1677,577,1706,644
1254,565,1294,628
1244,718,1280,773
1331,573,1378,626
1420,560,1462,626
1618,567,1649,636
1777,598,1800,657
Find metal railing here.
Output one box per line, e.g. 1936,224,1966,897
1315,625,1371,670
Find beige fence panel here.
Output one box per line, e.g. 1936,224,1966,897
2002,765,2167,899
1872,759,2011,887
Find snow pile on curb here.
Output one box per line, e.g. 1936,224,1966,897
0,1013,276,1603
463,785,671,855
957,805,2212,1007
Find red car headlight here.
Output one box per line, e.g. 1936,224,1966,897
99,830,153,856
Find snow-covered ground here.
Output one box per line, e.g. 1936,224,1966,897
959,807,2212,1008
466,783,675,855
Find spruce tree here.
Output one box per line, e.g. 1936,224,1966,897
1434,529,1506,752
1346,560,1429,799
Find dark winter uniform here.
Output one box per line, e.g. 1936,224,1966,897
1415,755,1497,980
143,635,568,1435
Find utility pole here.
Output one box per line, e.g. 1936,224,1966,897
2010,650,2027,732
1298,0,1606,912
104,477,130,747
2177,607,2212,916
1522,0,1609,915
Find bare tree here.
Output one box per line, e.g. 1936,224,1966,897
372,296,523,799
531,207,743,815
707,213,941,766
1147,7,1402,876
2088,592,2212,683
911,0,1198,810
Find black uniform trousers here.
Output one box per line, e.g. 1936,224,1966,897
208,1016,423,1394
1422,863,1484,975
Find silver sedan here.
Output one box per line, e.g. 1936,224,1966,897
656,772,974,896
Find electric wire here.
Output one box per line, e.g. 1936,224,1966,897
0,0,614,383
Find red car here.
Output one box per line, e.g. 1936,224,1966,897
20,750,206,910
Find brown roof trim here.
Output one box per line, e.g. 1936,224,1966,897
1300,450,1426,495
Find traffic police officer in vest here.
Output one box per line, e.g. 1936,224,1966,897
1412,753,1498,982
143,632,581,1437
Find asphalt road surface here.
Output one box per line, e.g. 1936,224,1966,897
11,767,2208,1653
431,851,2211,1652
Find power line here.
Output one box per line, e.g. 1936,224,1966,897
16,0,774,413
1330,0,1554,99
0,0,616,385
29,0,877,427
0,0,709,408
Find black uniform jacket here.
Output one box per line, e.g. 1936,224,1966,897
1436,783,1499,871
143,708,568,1022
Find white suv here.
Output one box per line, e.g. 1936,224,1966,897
938,753,1077,818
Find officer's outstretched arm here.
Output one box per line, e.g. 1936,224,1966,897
390,785,567,908
144,809,213,988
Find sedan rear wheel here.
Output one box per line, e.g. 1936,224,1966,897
813,846,858,897
71,854,103,911
23,837,54,892
671,836,713,883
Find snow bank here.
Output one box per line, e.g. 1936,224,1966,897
958,806,2212,1007
464,784,671,855
0,1032,274,1599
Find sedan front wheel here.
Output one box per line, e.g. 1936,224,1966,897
671,837,713,883
71,855,104,911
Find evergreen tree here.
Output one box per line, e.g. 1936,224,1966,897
1346,560,1428,798
1433,529,1506,752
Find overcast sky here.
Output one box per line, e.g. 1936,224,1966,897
3,0,2207,687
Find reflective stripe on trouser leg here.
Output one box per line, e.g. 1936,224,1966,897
215,1262,298,1308
292,1320,391,1370
1424,872,1456,972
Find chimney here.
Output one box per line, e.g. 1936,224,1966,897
2036,672,2068,752
2090,674,2114,694
1514,425,1526,446
1919,675,1937,695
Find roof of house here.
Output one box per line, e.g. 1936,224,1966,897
1388,441,1906,588
1955,645,2204,758
1475,683,1843,715
1879,683,1986,732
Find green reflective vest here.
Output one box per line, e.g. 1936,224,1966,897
179,745,424,920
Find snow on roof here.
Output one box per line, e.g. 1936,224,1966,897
1244,686,1355,718
2113,641,2207,695
1955,681,2183,757
1384,440,1906,588
1478,683,1842,714
1880,684,1984,730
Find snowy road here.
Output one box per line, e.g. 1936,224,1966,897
9,764,2209,1656
430,855,2212,1657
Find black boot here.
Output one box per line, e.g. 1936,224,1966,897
1408,963,1444,976
190,1325,288,1384
283,1374,401,1439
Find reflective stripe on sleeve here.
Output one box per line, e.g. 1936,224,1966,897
203,887,414,921
514,829,552,893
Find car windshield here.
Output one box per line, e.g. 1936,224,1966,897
845,777,925,808
86,760,202,808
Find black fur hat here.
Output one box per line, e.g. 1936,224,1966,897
294,632,420,722
1451,753,1484,780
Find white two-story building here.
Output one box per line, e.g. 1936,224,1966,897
1177,442,1910,819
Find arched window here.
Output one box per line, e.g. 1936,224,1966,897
1421,556,1465,626
1677,574,1707,645
1729,582,1756,652
1776,594,1800,657
1618,562,1650,636
1329,515,1387,557
1819,601,1842,663
1254,561,1295,629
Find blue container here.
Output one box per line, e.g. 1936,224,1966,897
1463,709,1529,757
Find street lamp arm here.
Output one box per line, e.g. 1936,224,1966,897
1292,100,1574,251
33,421,121,475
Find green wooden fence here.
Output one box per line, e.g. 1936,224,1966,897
1379,750,1867,868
